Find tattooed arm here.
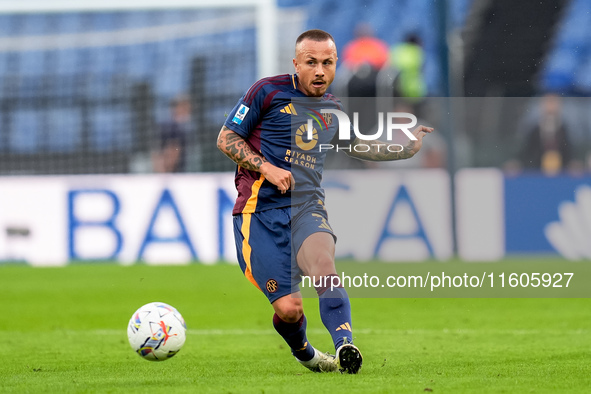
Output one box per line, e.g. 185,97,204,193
217,126,295,193
345,125,434,161
216,126,267,171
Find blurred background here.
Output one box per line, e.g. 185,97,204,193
1,0,590,264
1,0,590,175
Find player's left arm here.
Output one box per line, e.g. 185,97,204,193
345,125,433,161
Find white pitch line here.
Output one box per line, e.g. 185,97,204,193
88,328,590,336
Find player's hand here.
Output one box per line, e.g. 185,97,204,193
260,162,295,194
406,125,434,156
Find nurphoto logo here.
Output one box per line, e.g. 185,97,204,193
303,110,417,153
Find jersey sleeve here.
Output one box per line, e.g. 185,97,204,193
223,81,267,138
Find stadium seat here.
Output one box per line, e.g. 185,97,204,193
90,107,132,152
9,110,42,153
46,108,83,152
19,52,45,76
540,0,591,94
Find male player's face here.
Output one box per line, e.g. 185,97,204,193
293,38,337,97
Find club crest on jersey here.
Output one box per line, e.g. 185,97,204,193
266,279,278,293
232,104,250,125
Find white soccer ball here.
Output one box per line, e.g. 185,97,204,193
127,302,187,361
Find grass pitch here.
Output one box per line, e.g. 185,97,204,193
1,261,590,393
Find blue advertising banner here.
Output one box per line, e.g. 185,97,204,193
504,174,591,255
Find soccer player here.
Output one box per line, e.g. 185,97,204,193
217,29,432,374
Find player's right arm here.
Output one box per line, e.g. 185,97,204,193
217,126,295,194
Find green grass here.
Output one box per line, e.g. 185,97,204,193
1,261,590,393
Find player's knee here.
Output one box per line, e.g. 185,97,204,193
274,300,303,323
309,254,336,277
278,305,303,323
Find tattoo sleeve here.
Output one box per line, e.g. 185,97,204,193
217,126,267,171
345,137,415,161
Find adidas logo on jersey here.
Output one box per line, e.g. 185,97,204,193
280,103,298,115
